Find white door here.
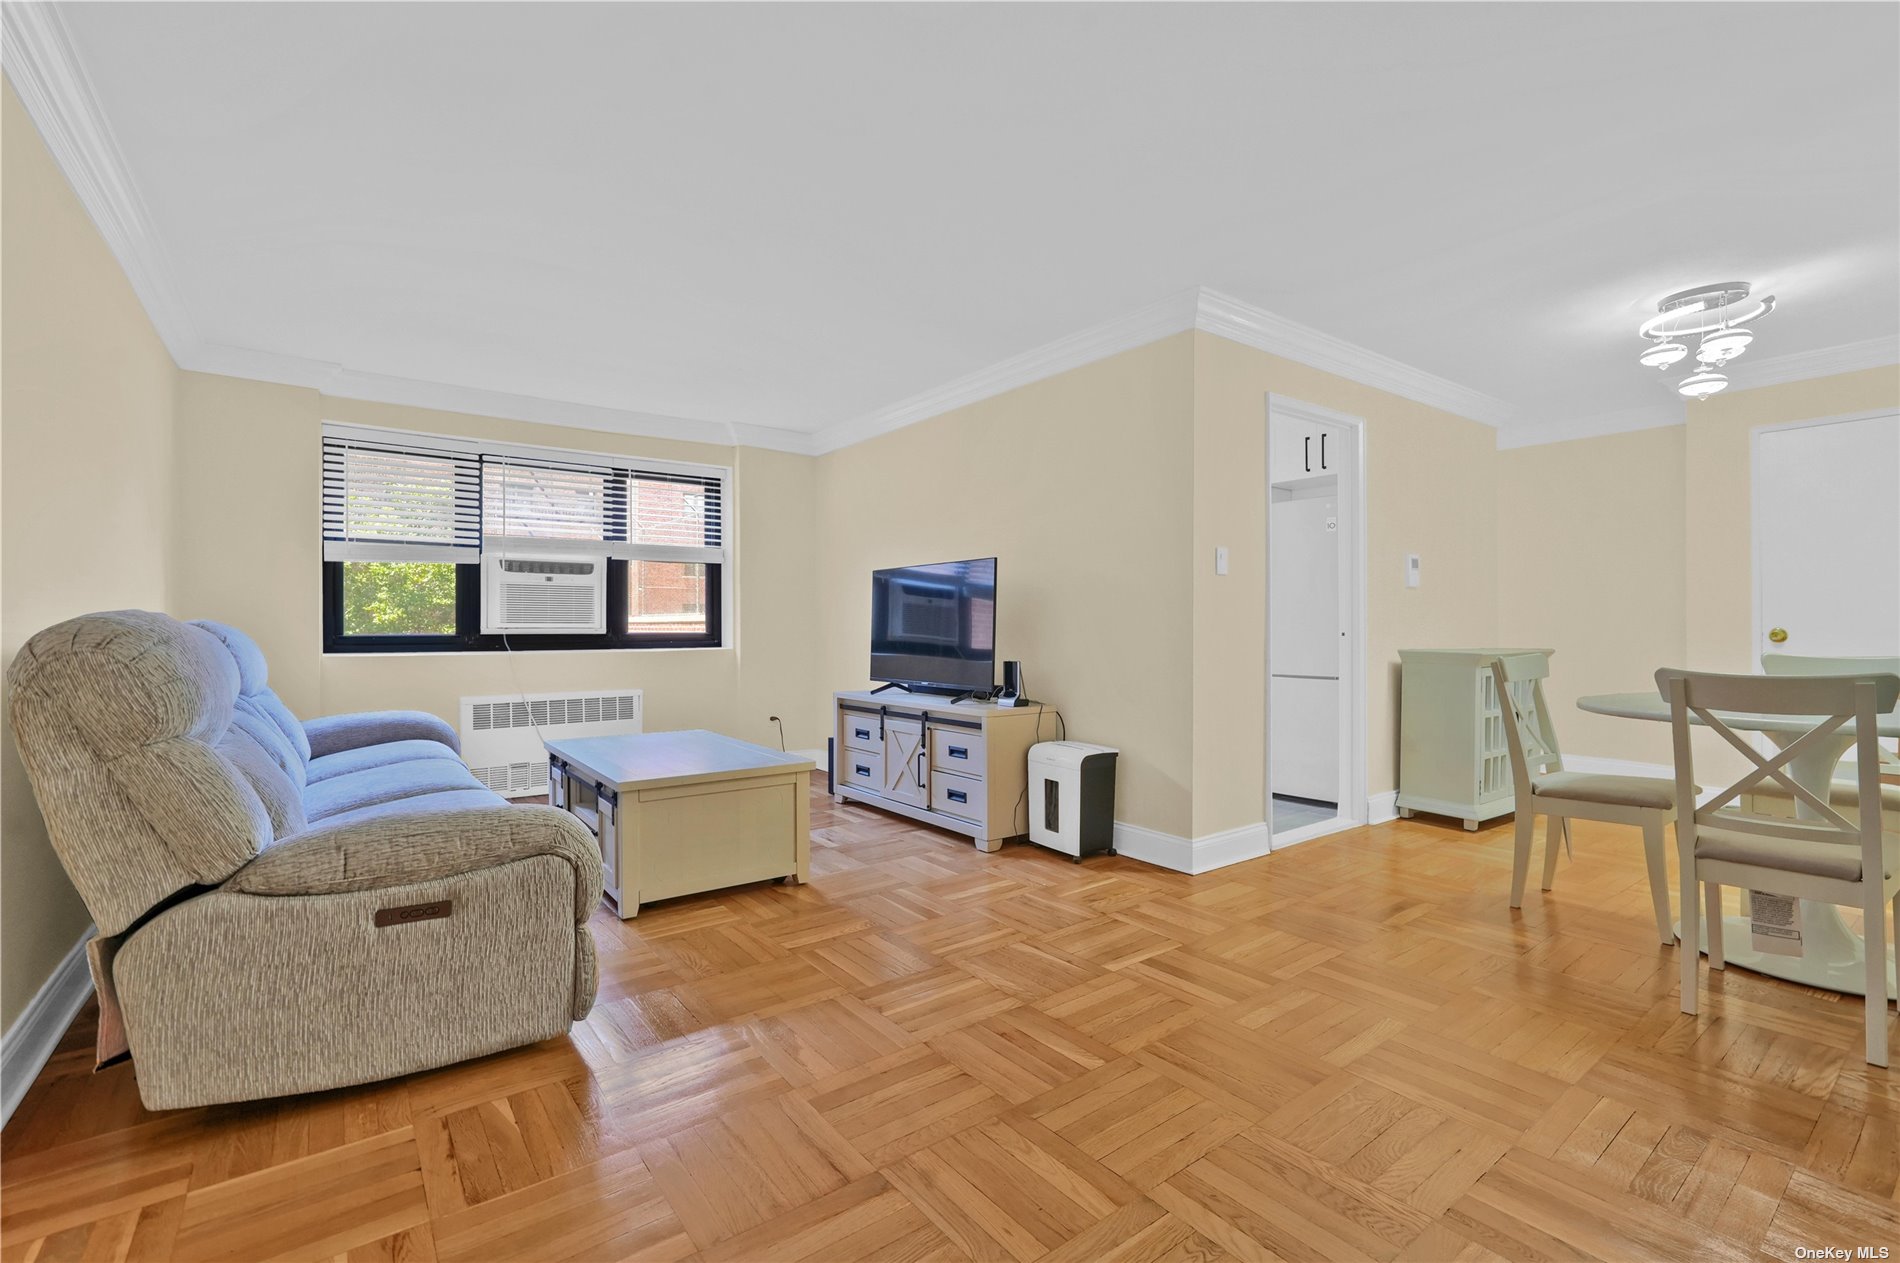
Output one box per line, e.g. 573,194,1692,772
1755,414,1900,660
1270,491,1340,678
1270,675,1339,803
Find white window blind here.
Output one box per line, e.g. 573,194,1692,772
484,457,725,565
322,435,481,563
322,422,729,567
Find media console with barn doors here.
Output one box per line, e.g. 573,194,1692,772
320,422,727,651
832,690,1045,850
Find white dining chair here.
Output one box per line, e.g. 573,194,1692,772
1491,653,1681,945
1662,668,1900,1066
1748,653,1900,824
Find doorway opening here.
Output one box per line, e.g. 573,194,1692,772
1267,396,1367,849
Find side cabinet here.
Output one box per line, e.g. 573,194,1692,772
832,691,1049,851
1394,648,1554,830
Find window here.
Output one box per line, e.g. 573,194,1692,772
322,424,727,653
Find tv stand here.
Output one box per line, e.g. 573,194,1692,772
833,690,1048,851
870,681,913,695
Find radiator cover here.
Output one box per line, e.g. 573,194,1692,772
459,690,642,797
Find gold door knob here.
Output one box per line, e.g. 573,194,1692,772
1768,627,1789,644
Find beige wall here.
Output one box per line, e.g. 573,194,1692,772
1492,367,1899,772
814,335,1198,836
1496,425,1687,766
1,81,179,1027
1190,333,1500,834
171,375,823,754
1685,366,1900,680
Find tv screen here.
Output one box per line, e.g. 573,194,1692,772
870,558,997,692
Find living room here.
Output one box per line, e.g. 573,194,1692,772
3,4,1898,1260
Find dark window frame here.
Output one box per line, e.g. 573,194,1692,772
323,559,723,654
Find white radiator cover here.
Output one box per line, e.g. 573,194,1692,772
459,689,642,798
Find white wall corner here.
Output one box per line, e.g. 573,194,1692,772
810,288,1205,455
1111,820,1196,873
1495,404,1685,451
1188,821,1275,873
1194,289,1518,428
1367,790,1400,825
1,926,97,1126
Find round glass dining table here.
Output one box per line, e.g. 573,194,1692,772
1576,691,1900,998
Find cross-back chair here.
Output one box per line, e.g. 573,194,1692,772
1492,653,1682,945
1661,668,1900,1066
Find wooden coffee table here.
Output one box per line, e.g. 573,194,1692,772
545,730,812,918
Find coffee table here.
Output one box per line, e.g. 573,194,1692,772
545,730,813,918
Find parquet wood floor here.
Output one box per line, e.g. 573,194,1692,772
6,788,1898,1262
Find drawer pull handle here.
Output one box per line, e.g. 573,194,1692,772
854,727,871,740
855,764,870,778
948,746,969,759
947,788,968,804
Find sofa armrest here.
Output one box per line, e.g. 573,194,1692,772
223,804,602,921
304,710,460,759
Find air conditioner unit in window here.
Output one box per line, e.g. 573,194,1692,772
481,552,607,634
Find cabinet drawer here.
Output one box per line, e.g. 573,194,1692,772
930,770,986,822
930,727,986,775
841,712,882,753
841,749,884,791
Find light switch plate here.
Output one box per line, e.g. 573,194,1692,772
1215,546,1229,576
1405,554,1421,588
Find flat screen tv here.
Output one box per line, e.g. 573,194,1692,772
870,557,997,693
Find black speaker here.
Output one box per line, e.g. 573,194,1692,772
998,660,1026,706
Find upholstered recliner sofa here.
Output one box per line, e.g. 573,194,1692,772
6,610,601,1110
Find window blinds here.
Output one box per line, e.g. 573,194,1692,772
483,457,725,564
321,423,727,566
322,435,481,564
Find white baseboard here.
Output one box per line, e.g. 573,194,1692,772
790,747,826,771
1112,819,1275,875
2,926,95,1126
1192,822,1275,871
1111,821,1196,872
1367,790,1399,824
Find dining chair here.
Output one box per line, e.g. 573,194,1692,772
1662,668,1900,1066
1491,653,1680,945
1762,653,1900,792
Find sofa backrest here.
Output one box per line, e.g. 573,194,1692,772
5,610,307,935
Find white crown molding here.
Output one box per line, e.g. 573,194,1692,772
809,289,1205,454
1495,403,1685,451
2,2,200,359
188,342,819,455
13,7,1885,461
1729,335,1899,391
2,16,817,457
1193,289,1519,429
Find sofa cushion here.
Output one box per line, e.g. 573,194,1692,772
217,726,308,838
304,788,506,830
302,758,490,821
307,738,462,784
192,622,313,766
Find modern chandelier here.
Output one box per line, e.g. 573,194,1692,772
1636,281,1776,400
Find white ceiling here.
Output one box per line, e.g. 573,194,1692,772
28,2,1900,445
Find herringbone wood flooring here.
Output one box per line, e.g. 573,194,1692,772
5,788,1897,1262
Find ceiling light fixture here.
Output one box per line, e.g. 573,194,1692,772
1678,370,1729,400
1637,281,1775,400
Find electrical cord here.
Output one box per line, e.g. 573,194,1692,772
1009,700,1068,835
